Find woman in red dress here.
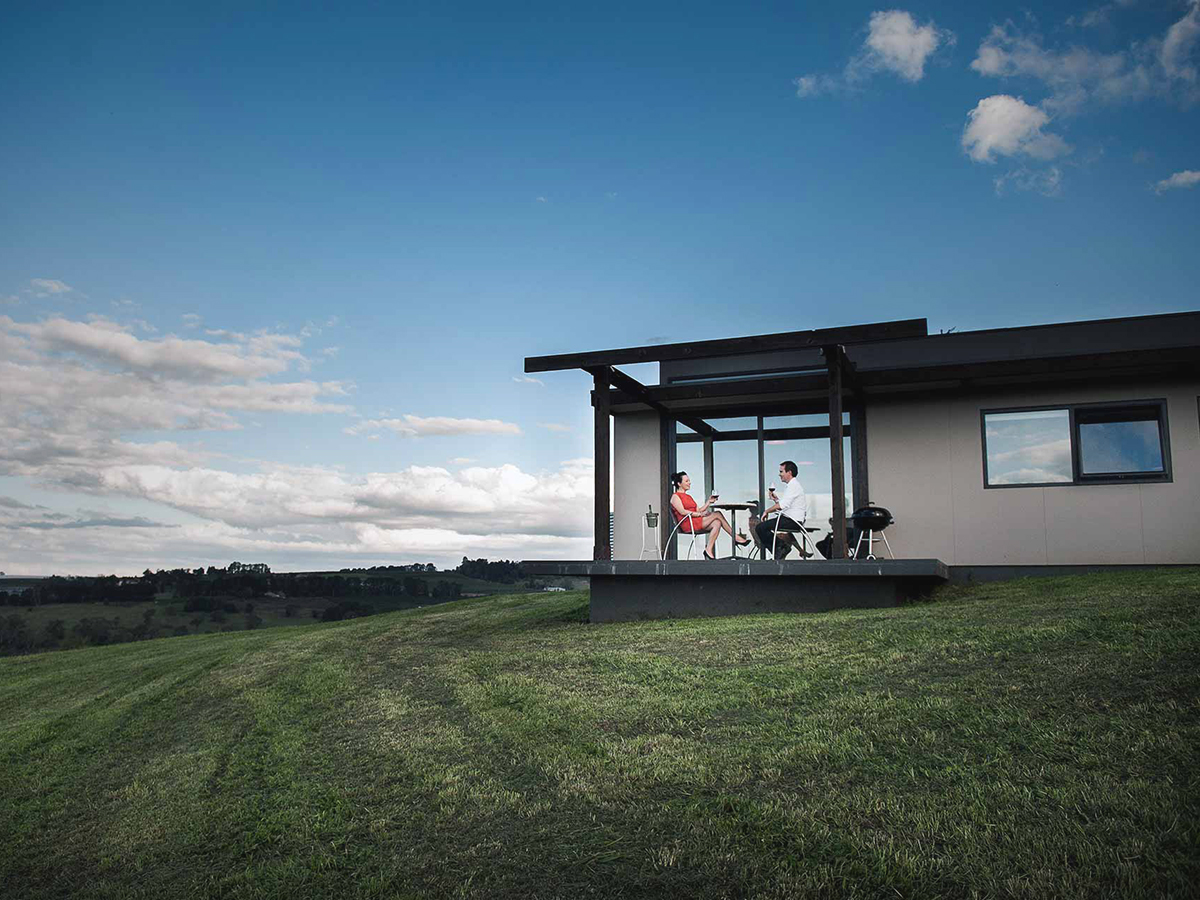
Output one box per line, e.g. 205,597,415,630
669,471,751,560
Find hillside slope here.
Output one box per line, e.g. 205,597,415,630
2,570,1198,899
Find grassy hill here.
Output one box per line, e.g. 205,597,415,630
2,570,1198,899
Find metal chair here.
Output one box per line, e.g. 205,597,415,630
770,515,823,560
663,509,705,560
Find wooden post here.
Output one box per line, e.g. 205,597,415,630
825,345,847,559
593,368,611,561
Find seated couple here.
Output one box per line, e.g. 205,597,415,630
668,471,751,560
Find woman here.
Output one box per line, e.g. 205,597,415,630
669,471,751,560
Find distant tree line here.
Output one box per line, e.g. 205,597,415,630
0,567,468,608
454,558,523,583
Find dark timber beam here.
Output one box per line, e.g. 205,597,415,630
592,368,611,561
604,373,829,408
824,344,848,559
586,365,717,438
526,318,928,373
677,425,851,444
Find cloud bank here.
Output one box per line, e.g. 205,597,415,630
0,311,586,574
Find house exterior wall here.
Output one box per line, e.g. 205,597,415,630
613,411,662,560
866,380,1200,565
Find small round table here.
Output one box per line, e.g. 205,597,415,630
712,503,756,558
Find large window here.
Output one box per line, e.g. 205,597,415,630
983,401,1170,488
675,412,855,553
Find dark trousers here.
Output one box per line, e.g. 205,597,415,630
755,516,804,558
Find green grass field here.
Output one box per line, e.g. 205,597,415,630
2,570,1198,899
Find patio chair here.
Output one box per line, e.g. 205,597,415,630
770,516,822,560
663,509,705,560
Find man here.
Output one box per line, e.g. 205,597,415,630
755,461,808,560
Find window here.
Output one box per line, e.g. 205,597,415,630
984,409,1072,486
982,401,1170,488
1075,406,1165,478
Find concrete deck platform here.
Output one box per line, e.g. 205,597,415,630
521,559,949,622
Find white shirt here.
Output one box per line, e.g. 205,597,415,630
773,477,807,523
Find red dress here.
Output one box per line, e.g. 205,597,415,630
672,492,701,533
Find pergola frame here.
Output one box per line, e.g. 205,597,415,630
526,319,928,561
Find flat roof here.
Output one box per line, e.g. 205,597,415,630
524,318,928,373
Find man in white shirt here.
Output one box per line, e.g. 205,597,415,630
755,461,808,559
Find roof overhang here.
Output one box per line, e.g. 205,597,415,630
524,318,928,373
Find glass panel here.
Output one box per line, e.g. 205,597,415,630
762,438,853,549
669,368,822,386
984,409,1072,485
670,441,704,559
673,442,703,492
763,413,850,429
1078,416,1164,475
707,415,759,431
709,440,761,558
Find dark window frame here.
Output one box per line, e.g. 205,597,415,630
981,399,1172,489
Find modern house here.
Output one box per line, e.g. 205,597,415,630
522,311,1200,621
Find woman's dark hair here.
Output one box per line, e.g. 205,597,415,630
670,471,687,490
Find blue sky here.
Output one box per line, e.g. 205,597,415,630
1,0,1197,573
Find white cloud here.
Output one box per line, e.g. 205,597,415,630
1162,0,1200,83
859,9,955,82
1067,0,1138,30
972,7,1200,113
6,315,307,381
449,457,478,465
796,9,954,96
536,196,547,203
537,422,571,433
1153,169,1200,193
794,74,839,97
994,165,1064,196
344,415,522,438
182,313,202,328
28,278,74,297
962,95,1071,163
512,375,544,385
